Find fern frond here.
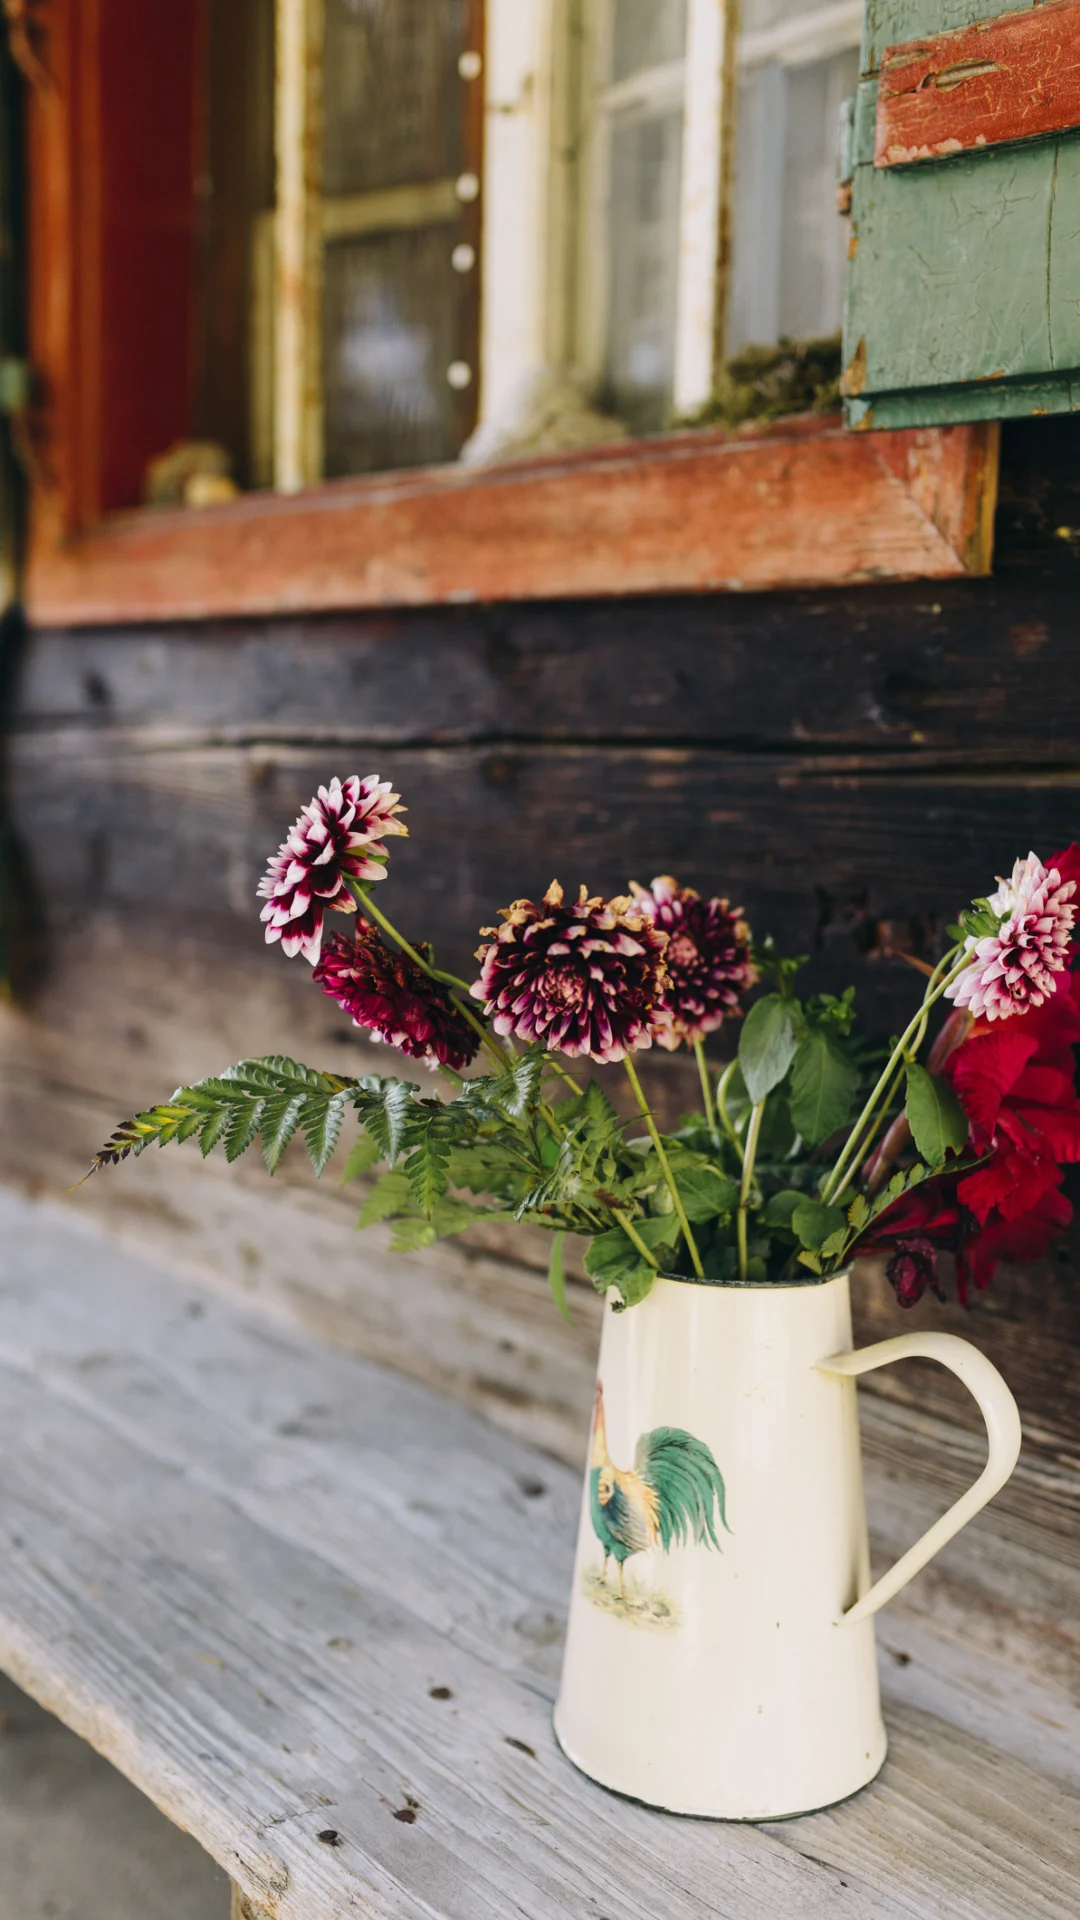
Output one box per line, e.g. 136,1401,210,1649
88,1056,360,1181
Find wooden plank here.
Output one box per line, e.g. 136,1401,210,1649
876,0,1080,169
23,419,999,626
0,1189,1077,1919
11,569,1080,757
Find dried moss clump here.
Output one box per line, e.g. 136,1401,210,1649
676,336,842,431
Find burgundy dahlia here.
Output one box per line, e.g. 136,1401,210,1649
315,924,480,1071
629,875,757,1050
258,775,407,964
471,881,669,1063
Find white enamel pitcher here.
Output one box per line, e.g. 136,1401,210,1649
554,1270,1021,1820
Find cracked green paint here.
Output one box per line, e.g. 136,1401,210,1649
843,0,1080,427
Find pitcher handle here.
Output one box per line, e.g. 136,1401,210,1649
817,1331,1022,1627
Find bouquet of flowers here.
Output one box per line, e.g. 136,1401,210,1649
89,775,1080,1314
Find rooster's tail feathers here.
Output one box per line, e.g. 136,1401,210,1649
637,1427,730,1551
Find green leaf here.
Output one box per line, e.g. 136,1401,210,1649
547,1231,570,1323
583,1213,679,1306
905,1064,969,1168
672,1164,738,1224
792,1198,848,1251
789,1029,859,1148
302,1092,347,1176
847,1193,870,1232
260,1092,307,1174
340,1131,382,1185
356,1077,420,1163
357,1168,414,1227
764,1189,803,1230
738,994,800,1105
404,1105,456,1215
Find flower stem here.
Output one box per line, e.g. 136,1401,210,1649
694,1038,717,1137
348,882,511,1070
613,1207,660,1271
715,1059,744,1163
737,1098,766,1282
623,1055,705,1279
819,949,968,1206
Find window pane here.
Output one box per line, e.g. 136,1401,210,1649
727,36,858,354
778,50,858,341
611,0,687,83
324,0,470,196
604,109,684,434
323,227,470,475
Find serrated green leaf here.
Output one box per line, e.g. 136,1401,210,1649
404,1106,455,1215
789,1028,859,1148
356,1078,420,1163
260,1092,307,1173
798,1249,823,1273
340,1131,383,1185
738,994,800,1105
358,1168,414,1227
224,1098,265,1163
547,1230,570,1323
847,1193,870,1231
792,1198,848,1251
303,1092,346,1176
905,1064,969,1168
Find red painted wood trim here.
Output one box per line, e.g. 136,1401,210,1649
26,0,204,527
876,0,1080,167
24,417,1000,626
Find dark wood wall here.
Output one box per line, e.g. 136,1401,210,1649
2,426,1080,1507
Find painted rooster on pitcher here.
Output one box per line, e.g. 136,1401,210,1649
589,1382,730,1595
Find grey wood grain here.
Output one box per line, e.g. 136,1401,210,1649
0,1190,1077,1919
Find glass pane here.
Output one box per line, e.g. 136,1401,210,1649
778,50,859,341
611,0,687,83
727,42,858,353
323,227,469,475
324,0,471,196
604,109,684,433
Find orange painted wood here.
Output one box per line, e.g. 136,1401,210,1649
876,0,1080,167
24,416,1000,626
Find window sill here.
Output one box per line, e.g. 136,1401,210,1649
25,413,999,628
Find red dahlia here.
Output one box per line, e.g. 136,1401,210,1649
315,924,479,1071
470,881,669,1063
629,875,756,1049
258,775,407,964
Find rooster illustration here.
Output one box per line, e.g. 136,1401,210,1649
589,1381,729,1597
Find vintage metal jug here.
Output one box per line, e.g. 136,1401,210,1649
554,1270,1021,1820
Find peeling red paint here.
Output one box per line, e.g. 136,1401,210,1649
876,0,1080,168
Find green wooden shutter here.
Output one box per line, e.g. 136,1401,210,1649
843,0,1080,428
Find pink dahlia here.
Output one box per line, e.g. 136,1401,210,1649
470,881,669,1063
258,775,407,963
629,875,756,1050
945,852,1077,1023
315,924,479,1071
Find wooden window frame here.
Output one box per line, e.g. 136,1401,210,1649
19,0,1000,629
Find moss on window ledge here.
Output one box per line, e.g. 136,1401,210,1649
676,337,842,433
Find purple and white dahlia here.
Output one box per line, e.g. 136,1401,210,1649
315,924,479,1071
471,881,669,1064
258,775,407,964
630,875,757,1050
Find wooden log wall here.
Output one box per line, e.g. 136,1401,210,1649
1,423,1079,1508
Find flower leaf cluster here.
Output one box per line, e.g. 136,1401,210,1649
87,773,1080,1317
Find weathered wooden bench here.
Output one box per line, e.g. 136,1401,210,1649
0,1185,1077,1919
